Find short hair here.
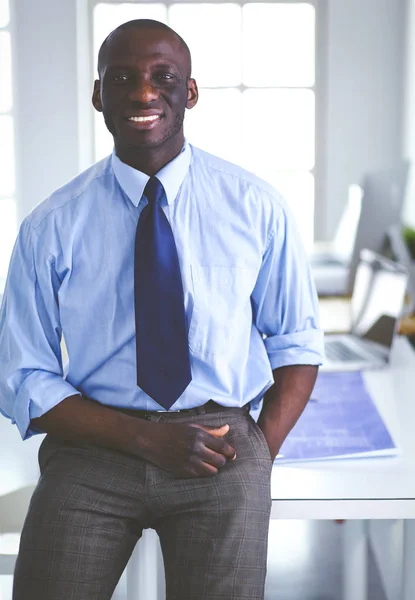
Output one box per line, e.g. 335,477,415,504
97,19,192,78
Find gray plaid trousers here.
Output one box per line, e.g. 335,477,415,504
13,407,273,600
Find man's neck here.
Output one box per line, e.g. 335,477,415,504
115,138,184,176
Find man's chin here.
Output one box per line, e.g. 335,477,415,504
115,128,184,155
125,137,166,151
114,127,167,150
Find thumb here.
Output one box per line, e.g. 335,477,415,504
191,423,230,437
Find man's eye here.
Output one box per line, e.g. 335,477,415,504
156,73,175,81
113,74,129,82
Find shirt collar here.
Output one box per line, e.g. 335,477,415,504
111,140,192,207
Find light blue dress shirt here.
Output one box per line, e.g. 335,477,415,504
0,142,324,440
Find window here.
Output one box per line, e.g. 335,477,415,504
0,0,16,281
92,1,317,248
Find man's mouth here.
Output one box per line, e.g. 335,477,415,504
127,115,160,123
124,114,162,130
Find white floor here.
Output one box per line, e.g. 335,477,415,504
0,520,387,600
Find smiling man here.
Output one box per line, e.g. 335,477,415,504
94,21,197,171
0,19,324,600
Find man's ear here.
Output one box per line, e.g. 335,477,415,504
92,80,103,112
186,78,198,110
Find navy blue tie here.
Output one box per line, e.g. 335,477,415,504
134,176,192,409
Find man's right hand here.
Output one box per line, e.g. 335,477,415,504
142,422,236,478
30,395,236,480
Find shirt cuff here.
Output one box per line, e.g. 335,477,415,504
264,328,325,370
13,371,81,440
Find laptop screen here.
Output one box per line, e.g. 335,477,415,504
350,250,408,348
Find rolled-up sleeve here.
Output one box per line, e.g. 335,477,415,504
0,218,80,440
251,196,324,370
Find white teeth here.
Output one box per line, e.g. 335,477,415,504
128,115,159,123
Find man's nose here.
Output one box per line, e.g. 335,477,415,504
128,79,158,103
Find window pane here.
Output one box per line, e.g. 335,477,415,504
268,172,314,250
242,89,314,173
0,198,17,279
0,0,9,28
243,3,315,87
93,3,167,71
0,115,15,195
184,88,242,164
94,111,113,161
169,4,241,86
0,32,12,112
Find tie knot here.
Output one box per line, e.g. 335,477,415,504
144,176,164,205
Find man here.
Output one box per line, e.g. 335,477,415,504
0,19,323,600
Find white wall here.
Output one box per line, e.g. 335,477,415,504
11,0,407,239
11,0,80,221
402,0,415,228
319,0,406,239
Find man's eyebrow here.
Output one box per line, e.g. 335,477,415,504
151,61,180,70
103,61,184,79
104,64,133,71
105,59,180,70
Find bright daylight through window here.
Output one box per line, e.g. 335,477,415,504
93,1,316,248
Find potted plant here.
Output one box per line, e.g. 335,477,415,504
403,226,415,261
402,226,415,325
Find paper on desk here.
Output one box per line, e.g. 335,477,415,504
274,371,398,464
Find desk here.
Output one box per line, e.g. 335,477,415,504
128,336,415,600
270,335,415,600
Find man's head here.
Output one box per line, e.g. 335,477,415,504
92,20,198,170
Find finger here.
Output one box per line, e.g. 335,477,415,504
200,461,220,476
191,424,236,460
205,432,236,461
187,456,219,478
202,447,228,469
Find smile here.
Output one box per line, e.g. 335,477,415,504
127,115,160,123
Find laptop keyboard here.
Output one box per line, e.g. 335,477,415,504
325,340,367,362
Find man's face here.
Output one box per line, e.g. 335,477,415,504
92,27,198,157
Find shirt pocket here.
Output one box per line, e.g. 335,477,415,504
188,265,256,357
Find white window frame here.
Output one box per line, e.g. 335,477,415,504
78,0,328,241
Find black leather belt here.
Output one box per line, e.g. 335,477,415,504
109,399,249,420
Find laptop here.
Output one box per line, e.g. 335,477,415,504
322,249,408,372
